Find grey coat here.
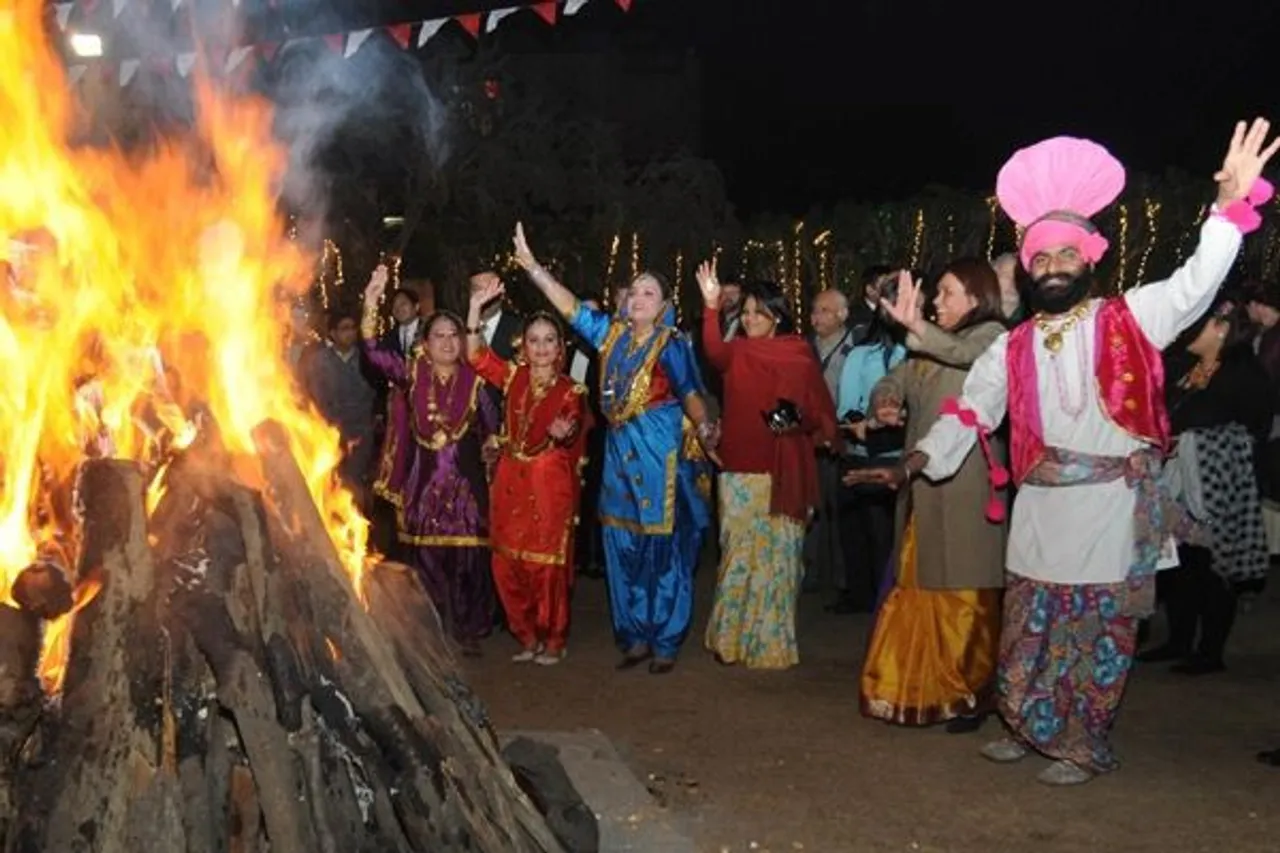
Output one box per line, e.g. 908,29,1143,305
871,320,1007,590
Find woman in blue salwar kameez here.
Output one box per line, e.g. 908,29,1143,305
513,223,717,673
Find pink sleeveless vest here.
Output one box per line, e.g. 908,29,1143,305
1006,298,1169,484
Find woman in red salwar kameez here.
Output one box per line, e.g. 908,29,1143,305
466,274,591,665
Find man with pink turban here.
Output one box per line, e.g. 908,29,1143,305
872,119,1279,785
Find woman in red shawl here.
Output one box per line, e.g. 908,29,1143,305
465,274,591,665
696,263,838,669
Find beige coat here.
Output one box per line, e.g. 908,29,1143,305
871,320,1007,590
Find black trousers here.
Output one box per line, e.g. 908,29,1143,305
574,426,607,573
837,485,896,610
1165,544,1238,663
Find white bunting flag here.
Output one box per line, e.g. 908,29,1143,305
416,18,447,47
176,52,197,78
564,0,590,15
67,65,87,85
486,7,518,32
54,3,73,31
225,45,253,74
119,58,140,87
112,0,128,18
344,28,373,58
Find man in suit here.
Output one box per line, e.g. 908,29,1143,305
378,286,422,358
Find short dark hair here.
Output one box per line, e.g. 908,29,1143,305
389,287,420,307
327,310,360,333
861,265,894,288
742,280,795,335
939,257,1004,331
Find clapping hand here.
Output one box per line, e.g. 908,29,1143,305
513,222,538,271
1214,118,1280,207
364,264,389,307
880,270,926,337
548,416,576,442
695,259,721,309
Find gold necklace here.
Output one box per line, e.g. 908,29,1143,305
1035,303,1091,354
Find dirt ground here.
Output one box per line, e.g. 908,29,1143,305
462,558,1280,853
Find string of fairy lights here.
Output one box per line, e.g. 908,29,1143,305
295,195,1280,334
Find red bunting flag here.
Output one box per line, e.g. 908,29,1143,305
456,13,483,39
323,33,345,54
258,41,280,62
615,0,632,10
532,2,558,25
386,23,412,50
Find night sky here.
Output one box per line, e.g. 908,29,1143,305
632,0,1280,215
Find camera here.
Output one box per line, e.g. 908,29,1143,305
840,410,866,426
763,399,803,434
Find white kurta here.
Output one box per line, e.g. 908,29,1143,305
916,214,1243,586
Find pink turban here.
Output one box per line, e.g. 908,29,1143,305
995,136,1126,270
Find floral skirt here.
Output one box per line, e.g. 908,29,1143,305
997,574,1139,773
860,517,1001,725
704,473,804,669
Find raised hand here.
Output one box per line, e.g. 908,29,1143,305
513,222,538,271
1215,118,1280,205
364,264,389,307
880,270,925,336
695,260,722,309
469,272,505,310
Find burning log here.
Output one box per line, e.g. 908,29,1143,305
10,562,72,622
0,606,40,846
8,461,186,852
1,434,564,852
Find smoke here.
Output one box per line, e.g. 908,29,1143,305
62,4,452,229
269,37,452,226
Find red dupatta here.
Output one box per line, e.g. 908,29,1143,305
731,335,837,522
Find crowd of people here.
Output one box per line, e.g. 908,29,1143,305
293,117,1280,786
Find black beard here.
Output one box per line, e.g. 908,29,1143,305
1027,270,1095,316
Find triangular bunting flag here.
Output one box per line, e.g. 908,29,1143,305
532,2,558,25
615,0,632,10
119,58,140,87
456,13,483,39
564,0,590,15
323,34,345,54
486,7,517,33
258,42,280,61
175,52,196,77
386,23,412,50
226,45,253,73
67,65,87,85
54,3,73,31
344,29,373,58
112,0,128,18
171,0,183,10
416,19,447,47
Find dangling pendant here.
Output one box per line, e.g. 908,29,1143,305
431,429,448,448
1043,331,1064,354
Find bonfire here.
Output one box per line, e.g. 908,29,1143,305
0,3,560,850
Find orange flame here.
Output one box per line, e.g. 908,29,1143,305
36,577,102,696
0,1,370,691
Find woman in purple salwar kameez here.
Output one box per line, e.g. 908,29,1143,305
362,266,497,654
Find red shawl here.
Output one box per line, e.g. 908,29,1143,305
728,335,838,522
